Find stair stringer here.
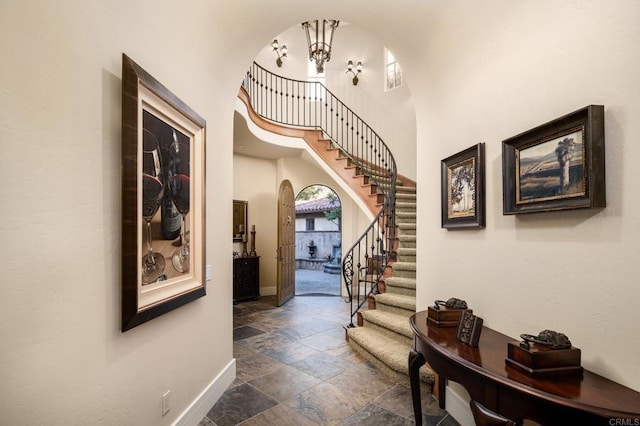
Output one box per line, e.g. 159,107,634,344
235,91,376,220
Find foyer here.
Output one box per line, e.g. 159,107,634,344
4,2,640,425
200,295,459,425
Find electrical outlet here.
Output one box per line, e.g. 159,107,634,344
206,264,212,281
162,390,170,416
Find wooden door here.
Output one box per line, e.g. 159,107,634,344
276,180,295,306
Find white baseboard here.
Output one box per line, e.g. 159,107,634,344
444,384,474,426
261,286,276,296
173,359,236,426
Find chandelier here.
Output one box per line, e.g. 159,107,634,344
301,20,339,74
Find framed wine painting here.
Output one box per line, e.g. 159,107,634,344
441,143,485,229
121,54,206,331
502,105,605,215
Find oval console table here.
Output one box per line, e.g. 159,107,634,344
408,310,640,425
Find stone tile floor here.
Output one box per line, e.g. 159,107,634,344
199,295,460,425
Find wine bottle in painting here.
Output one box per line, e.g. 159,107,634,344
161,192,181,241
159,128,181,241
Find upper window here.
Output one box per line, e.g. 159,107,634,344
307,60,326,101
306,218,315,231
385,49,403,91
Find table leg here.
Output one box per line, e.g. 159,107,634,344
409,348,426,426
438,374,446,409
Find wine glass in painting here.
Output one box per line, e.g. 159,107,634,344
168,129,191,273
141,128,165,284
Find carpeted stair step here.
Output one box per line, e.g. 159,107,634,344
374,293,416,317
347,327,434,385
361,309,414,344
396,202,416,212
396,192,417,202
396,185,416,193
362,171,389,180
396,211,416,222
368,175,395,185
392,262,416,279
396,248,416,263
384,276,416,296
377,184,415,194
397,235,416,249
398,223,416,236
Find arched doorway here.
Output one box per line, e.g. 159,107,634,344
294,184,342,296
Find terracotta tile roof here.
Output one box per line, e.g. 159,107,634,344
295,197,340,214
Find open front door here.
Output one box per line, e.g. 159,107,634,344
276,179,295,306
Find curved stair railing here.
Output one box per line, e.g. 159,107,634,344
242,62,396,327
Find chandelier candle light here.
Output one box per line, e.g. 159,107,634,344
302,19,339,74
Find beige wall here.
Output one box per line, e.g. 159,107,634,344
1,1,639,425
232,154,278,291
254,24,417,180
295,216,340,233
416,1,640,392
0,1,238,424
232,152,370,297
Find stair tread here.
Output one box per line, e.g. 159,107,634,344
396,202,416,210
396,222,416,228
379,185,415,193
361,310,413,339
385,275,416,288
392,262,416,271
347,328,434,382
374,293,416,311
347,328,410,367
397,248,416,255
396,194,417,200
396,212,417,218
398,223,416,229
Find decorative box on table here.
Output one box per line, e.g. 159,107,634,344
506,341,583,379
427,306,473,327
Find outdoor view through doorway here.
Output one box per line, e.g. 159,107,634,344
294,185,342,296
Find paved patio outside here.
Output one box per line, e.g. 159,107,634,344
295,268,341,296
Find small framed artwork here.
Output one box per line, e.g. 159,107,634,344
441,143,485,229
502,105,605,215
121,54,206,331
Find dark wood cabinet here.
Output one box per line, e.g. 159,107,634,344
233,256,259,304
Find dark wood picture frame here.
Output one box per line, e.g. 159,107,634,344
441,143,485,229
502,105,605,215
121,54,206,332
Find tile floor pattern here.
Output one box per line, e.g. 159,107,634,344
199,295,460,426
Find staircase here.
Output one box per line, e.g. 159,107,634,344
346,184,434,386
239,62,434,388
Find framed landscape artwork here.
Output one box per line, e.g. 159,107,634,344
441,143,485,229
502,105,605,215
121,54,206,331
